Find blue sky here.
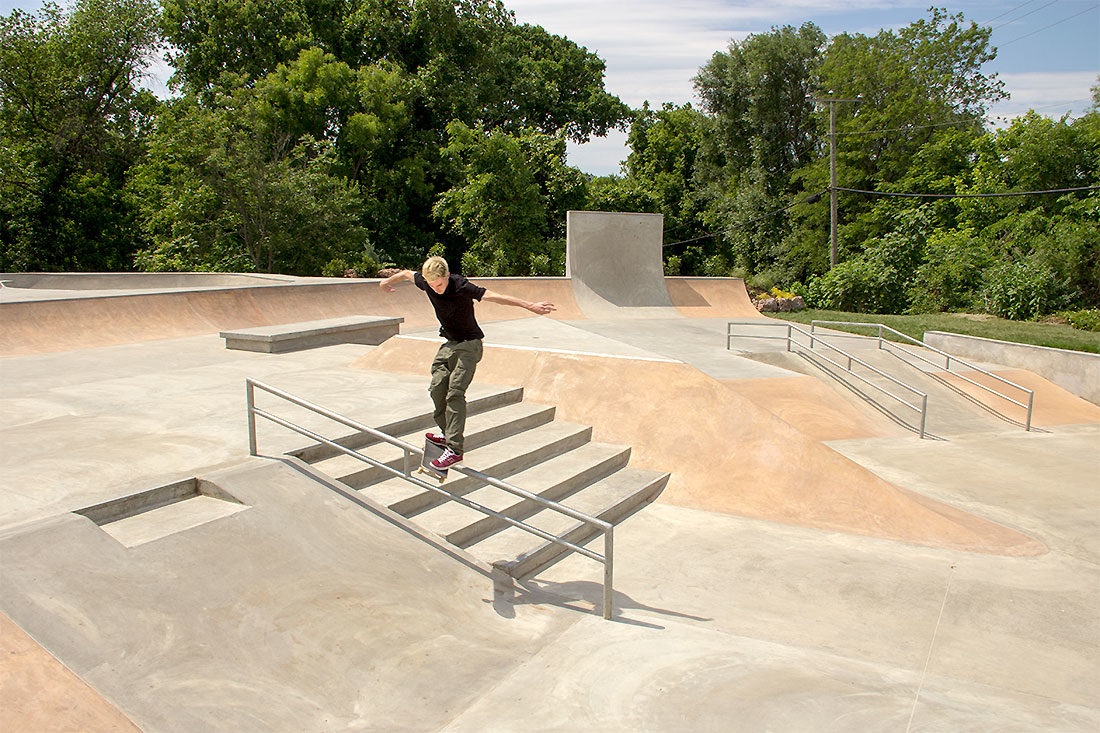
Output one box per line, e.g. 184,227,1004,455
504,0,1099,174
4,0,1097,175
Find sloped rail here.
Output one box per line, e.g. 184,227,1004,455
810,321,1034,431
245,379,616,619
727,320,929,437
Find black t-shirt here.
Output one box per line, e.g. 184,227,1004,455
414,272,487,342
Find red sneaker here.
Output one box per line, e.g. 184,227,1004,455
430,448,463,470
425,432,446,447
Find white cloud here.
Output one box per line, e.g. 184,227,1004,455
987,71,1099,125
567,130,631,177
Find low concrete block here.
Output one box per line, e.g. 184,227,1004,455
220,316,403,353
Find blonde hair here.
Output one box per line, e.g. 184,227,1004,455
421,256,449,281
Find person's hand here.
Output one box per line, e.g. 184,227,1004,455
380,281,396,293
528,301,556,315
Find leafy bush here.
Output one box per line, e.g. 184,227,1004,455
804,257,906,313
982,260,1066,320
907,228,990,313
1059,309,1100,332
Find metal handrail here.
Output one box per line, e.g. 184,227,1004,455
245,379,616,619
811,321,1034,431
728,321,929,437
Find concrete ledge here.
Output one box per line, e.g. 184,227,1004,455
220,315,402,353
924,330,1100,405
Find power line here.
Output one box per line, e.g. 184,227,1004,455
661,189,828,248
990,0,1060,31
999,3,1100,46
661,184,1100,247
834,184,1100,199
835,119,980,136
984,0,1042,24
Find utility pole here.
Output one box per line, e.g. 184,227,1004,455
812,96,859,268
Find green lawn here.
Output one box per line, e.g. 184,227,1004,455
766,309,1100,355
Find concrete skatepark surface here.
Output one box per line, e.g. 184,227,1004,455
2,234,1099,729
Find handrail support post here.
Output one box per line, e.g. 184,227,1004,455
246,380,257,456
603,528,614,620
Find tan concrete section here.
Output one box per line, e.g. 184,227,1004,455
354,337,1044,555
467,277,586,321
0,277,583,357
937,368,1100,427
0,271,296,290
722,375,907,441
0,613,140,733
926,330,1100,405
666,276,765,319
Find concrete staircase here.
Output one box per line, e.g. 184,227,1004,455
291,387,669,580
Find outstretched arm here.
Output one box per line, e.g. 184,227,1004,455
482,289,556,315
379,269,415,293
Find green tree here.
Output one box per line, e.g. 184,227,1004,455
129,88,369,274
159,0,627,271
692,23,826,277
695,23,826,191
433,121,585,275
622,103,708,245
482,21,629,142
0,0,161,271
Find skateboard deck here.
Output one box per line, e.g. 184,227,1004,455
417,438,448,483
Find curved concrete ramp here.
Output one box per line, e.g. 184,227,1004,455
564,211,766,320
566,211,680,318
0,277,583,356
0,271,297,290
667,277,765,319
355,337,1045,556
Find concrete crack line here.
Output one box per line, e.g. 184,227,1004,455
907,561,956,733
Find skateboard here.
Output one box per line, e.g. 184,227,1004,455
417,437,448,483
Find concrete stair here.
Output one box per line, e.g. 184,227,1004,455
300,386,669,580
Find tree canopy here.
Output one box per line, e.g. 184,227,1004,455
1,2,1095,321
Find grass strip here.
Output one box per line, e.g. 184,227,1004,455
767,310,1100,355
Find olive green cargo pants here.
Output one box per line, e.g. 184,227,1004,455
428,339,483,455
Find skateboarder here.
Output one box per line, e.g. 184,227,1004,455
380,256,555,471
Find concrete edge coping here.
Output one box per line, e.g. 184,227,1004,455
220,316,404,343
924,330,1100,359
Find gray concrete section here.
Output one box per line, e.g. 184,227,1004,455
220,315,402,352
569,317,801,379
449,497,1099,730
0,460,574,732
565,210,680,318
3,295,1099,730
0,334,500,528
827,424,1100,562
0,271,300,290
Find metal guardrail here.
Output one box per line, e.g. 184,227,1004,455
727,321,930,437
810,321,1034,431
245,379,616,619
